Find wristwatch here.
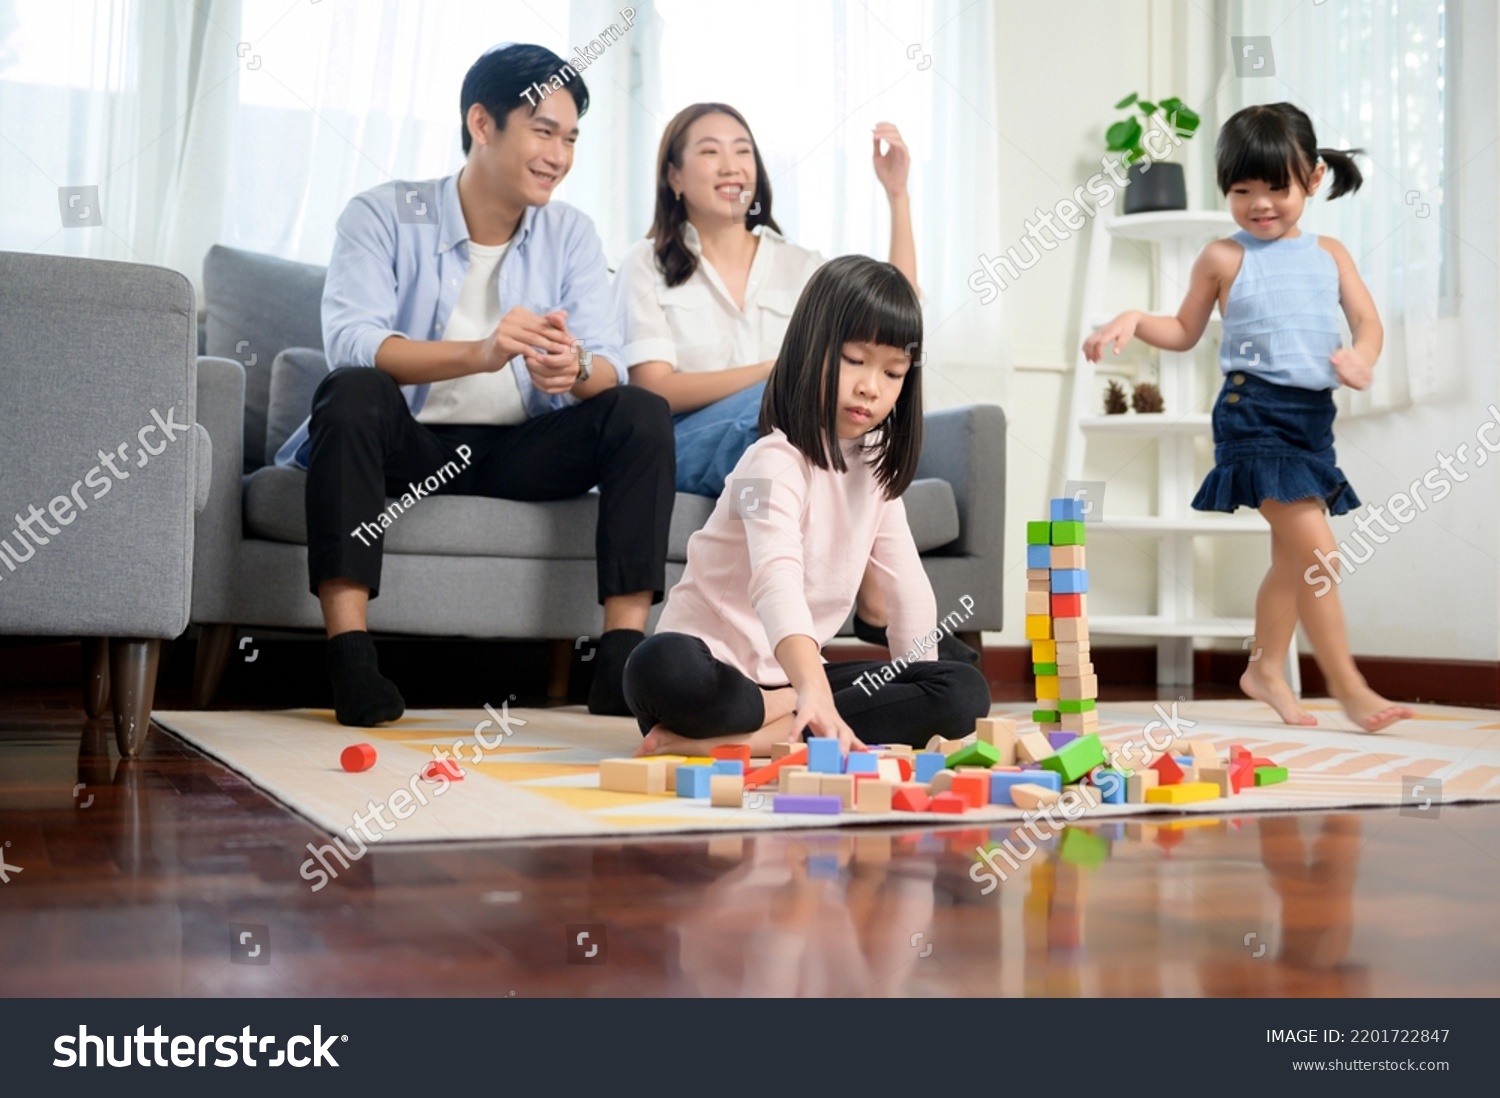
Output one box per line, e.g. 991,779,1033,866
573,342,592,383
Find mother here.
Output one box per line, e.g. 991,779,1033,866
613,102,977,664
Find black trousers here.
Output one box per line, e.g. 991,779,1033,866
622,632,992,748
304,367,675,602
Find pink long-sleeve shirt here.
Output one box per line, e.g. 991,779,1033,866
657,429,939,686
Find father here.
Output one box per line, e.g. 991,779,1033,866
274,43,675,725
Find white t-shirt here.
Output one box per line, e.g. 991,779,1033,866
416,239,528,426
613,223,824,375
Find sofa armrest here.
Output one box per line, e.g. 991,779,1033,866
191,356,246,623
916,403,1006,627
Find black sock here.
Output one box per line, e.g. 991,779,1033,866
326,631,405,727
587,628,645,716
852,614,889,647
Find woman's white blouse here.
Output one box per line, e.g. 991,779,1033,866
613,222,825,374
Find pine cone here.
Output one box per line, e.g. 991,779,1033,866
1103,379,1128,415
1132,381,1164,413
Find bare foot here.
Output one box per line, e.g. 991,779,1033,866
1240,666,1318,726
1333,686,1414,732
635,724,756,757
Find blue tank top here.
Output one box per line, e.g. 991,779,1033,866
1218,230,1342,390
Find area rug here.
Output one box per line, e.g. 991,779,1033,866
150,698,1500,844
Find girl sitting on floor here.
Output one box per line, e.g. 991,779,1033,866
624,255,991,754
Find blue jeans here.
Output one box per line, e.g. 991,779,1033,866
672,381,766,497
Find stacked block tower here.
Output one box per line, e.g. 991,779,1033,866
1025,498,1096,738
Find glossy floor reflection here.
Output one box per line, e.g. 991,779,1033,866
2,693,1498,997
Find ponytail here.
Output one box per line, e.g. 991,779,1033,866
1317,147,1364,200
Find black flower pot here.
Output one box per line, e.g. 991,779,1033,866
1122,161,1187,214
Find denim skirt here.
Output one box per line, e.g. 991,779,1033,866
1191,371,1361,515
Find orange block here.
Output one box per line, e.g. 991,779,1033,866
950,773,988,810
744,747,808,790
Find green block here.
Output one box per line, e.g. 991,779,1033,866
1051,520,1086,546
1058,698,1096,714
1026,521,1052,545
1058,827,1110,867
1038,732,1106,784
1254,765,1289,786
946,740,1000,769
1032,709,1060,724
1033,662,1058,676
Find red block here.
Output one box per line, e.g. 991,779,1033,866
743,747,808,790
1229,759,1253,793
1229,744,1252,764
892,786,930,812
896,757,913,782
341,743,376,773
928,791,969,814
423,759,464,781
1251,756,1277,768
1149,753,1185,786
1051,593,1083,618
951,774,988,810
711,744,752,770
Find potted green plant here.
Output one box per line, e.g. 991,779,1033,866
1107,93,1201,214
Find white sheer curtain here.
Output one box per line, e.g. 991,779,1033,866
1221,0,1453,412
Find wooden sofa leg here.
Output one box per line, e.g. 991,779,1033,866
82,637,111,718
110,638,160,757
193,623,235,708
547,638,572,700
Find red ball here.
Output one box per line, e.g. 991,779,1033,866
341,743,377,772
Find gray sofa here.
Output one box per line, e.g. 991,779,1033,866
0,251,212,754
190,245,1005,704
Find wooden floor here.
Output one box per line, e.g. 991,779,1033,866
3,676,1500,997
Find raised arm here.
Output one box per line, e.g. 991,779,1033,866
1082,240,1230,360
873,122,918,292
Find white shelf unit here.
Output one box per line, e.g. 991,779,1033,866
1063,210,1300,691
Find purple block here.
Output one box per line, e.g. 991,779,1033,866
1047,731,1078,750
1020,762,1043,771
773,794,842,815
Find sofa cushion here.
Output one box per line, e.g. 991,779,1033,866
243,469,960,560
265,348,329,466
202,245,327,474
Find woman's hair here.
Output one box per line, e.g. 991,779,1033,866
759,255,924,499
1216,102,1363,200
648,103,782,287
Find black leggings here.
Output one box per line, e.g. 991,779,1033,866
622,632,992,748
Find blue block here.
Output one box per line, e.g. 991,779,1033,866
991,770,1062,805
1051,497,1085,522
1174,755,1194,768
675,766,713,798
844,752,880,774
1091,768,1126,805
1026,543,1051,569
1050,568,1089,594
913,752,948,782
710,759,744,776
806,738,843,774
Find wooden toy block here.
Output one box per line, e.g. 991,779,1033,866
1126,769,1159,803
928,769,957,795
1250,756,1277,768
1055,640,1090,661
1027,581,1051,595
1050,568,1089,594
745,747,808,790
675,765,713,798
892,784,931,812
1051,496,1086,522
1229,743,1252,763
1039,732,1106,784
1059,674,1099,701
1050,544,1086,569
930,735,972,756
928,791,970,814
1031,647,1058,672
710,759,744,776
660,756,687,792
950,774,989,810
856,780,894,814
881,743,915,757
1254,766,1289,786
1026,543,1051,569
1050,520,1085,545
1060,662,1095,678
1017,731,1054,763
1010,783,1062,810
1064,782,1103,809
1026,566,1051,583
1051,592,1087,618
773,794,842,815
710,774,745,808
1148,753,1184,786
1026,520,1052,545
1057,698,1097,714
786,771,825,796
341,743,377,772
1186,740,1220,767
1033,661,1059,676
1090,767,1126,804
771,741,795,760
819,774,855,810
876,756,905,783
975,718,1017,764
806,737,843,774
1025,590,1051,616
990,769,1059,804
1046,730,1077,751
1201,766,1232,797
1032,708,1060,724
947,740,1001,769
1025,614,1053,641
680,757,714,766
423,758,465,781
1035,674,1059,699
1229,759,1254,793
777,764,809,792
1039,721,1063,735
710,744,752,771
913,752,946,782
599,758,664,793
1145,781,1219,805
845,751,880,774
1053,617,1089,643
1060,710,1100,735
